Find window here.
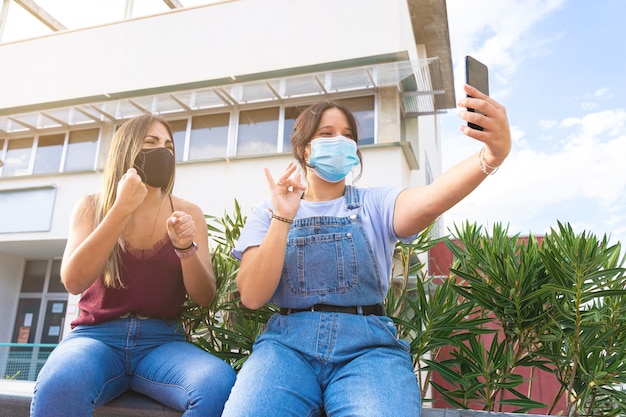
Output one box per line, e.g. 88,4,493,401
337,96,375,145
21,261,48,292
189,113,230,160
283,106,301,153
0,186,56,233
169,119,188,162
64,129,98,172
3,137,33,177
281,97,375,151
169,94,375,161
0,128,99,177
237,108,279,156
33,134,65,174
10,259,68,380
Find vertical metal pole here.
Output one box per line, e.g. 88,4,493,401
0,0,12,43
124,0,134,19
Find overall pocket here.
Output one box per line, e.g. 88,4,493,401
283,231,359,296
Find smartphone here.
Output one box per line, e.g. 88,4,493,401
465,56,489,130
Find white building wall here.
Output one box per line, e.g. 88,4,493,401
0,0,450,342
0,0,419,111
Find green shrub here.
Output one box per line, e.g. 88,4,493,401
183,202,626,415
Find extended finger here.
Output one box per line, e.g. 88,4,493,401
264,168,277,188
278,162,298,185
463,84,504,111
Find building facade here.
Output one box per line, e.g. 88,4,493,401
0,0,455,378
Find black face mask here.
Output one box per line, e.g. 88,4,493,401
133,147,175,190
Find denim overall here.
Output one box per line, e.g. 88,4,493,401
274,185,384,308
222,186,421,417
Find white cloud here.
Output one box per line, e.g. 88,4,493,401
594,87,611,99
580,102,598,111
439,1,626,247
446,0,566,92
443,107,626,246
559,117,581,128
540,120,558,129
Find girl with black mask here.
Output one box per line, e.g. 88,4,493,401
31,114,235,417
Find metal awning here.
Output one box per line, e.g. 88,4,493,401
0,58,445,135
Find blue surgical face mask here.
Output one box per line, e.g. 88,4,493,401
308,136,360,183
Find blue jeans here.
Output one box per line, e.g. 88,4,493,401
222,312,421,417
30,316,235,417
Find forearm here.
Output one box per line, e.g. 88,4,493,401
181,253,216,306
237,219,291,309
61,206,132,294
394,150,495,237
428,151,491,208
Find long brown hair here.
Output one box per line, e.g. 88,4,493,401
94,114,175,287
291,100,363,181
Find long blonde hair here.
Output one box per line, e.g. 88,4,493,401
93,114,175,287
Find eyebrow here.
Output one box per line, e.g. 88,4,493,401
144,134,172,141
317,125,353,133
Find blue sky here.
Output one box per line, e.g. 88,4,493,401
441,0,626,248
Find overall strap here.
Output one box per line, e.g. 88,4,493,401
344,185,361,210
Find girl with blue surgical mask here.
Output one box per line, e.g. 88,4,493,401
223,85,511,417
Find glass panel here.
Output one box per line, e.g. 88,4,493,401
64,128,98,172
169,119,188,162
40,300,67,345
237,107,279,156
281,75,325,98
47,260,67,293
337,96,375,145
190,89,228,110
21,260,48,293
2,137,33,177
12,298,41,344
237,82,275,103
329,68,372,92
283,106,303,153
33,134,65,174
0,187,56,233
189,113,229,160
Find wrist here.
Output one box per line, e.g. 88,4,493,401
477,147,501,175
174,241,198,258
269,209,294,224
172,241,194,251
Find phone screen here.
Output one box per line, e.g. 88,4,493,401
465,56,489,130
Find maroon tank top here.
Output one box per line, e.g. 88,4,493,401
71,198,187,327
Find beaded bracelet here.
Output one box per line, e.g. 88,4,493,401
269,210,293,224
477,147,499,175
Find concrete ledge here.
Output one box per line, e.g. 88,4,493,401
0,380,181,417
0,380,547,417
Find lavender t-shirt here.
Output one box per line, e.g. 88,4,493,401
232,186,416,296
